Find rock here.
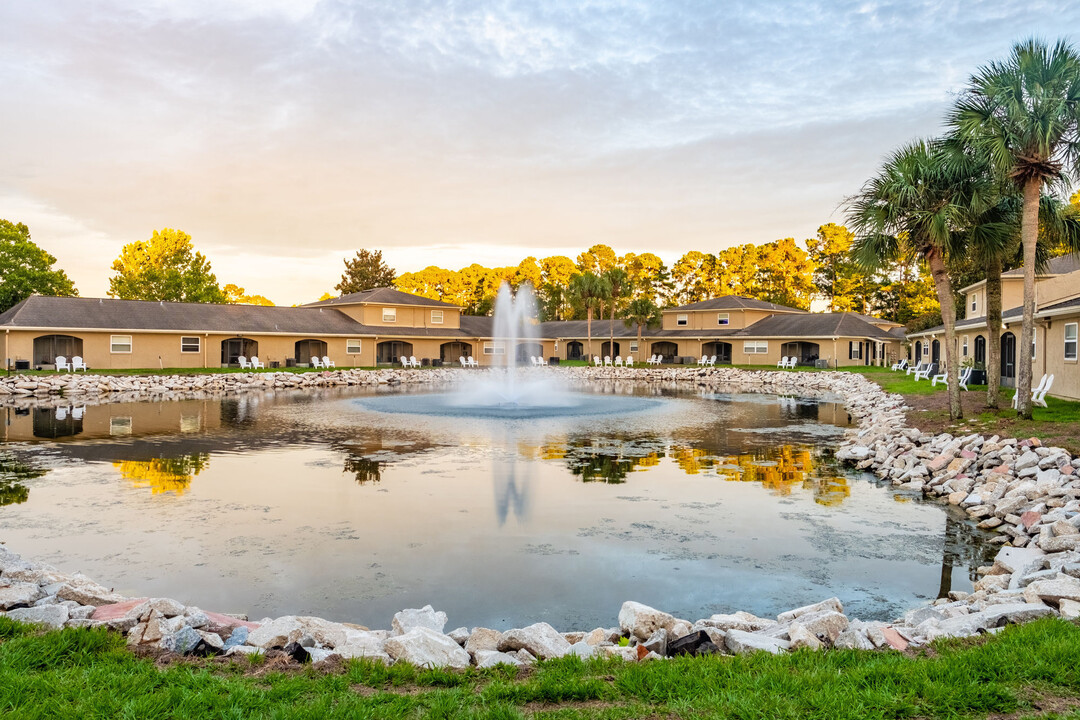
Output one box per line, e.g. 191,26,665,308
881,627,908,651
500,622,572,659
448,627,469,646
1040,536,1080,553
1059,599,1080,619
618,601,675,641
596,645,639,661
246,616,303,649
1020,511,1043,530
994,546,1046,574
787,622,822,650
473,650,523,668
148,598,185,617
197,631,225,653
392,605,448,636
1023,577,1080,605
567,641,596,659
184,608,210,629
785,610,848,643
5,604,69,629
335,629,390,663
698,611,775,633
0,581,42,609
833,628,874,650
223,626,249,650
641,628,667,656
384,627,470,669
465,627,503,655
724,630,789,655
307,648,337,664
161,626,203,655
583,628,612,646
283,642,310,663
667,630,719,657
225,645,263,657
55,576,125,606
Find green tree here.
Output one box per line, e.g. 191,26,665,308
567,271,610,359
950,38,1080,418
753,238,817,310
603,267,631,360
847,139,994,420
223,284,274,306
0,220,78,312
335,249,397,295
806,224,875,312
575,244,619,275
625,297,661,357
108,229,224,303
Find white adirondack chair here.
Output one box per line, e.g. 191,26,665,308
906,362,927,377
409,356,421,368
776,356,788,368
311,356,324,369
593,356,602,367
467,356,479,367
237,356,251,370
72,406,84,420
708,355,718,367
400,355,410,368
1034,374,1055,407
914,363,935,381
55,355,71,372
322,356,335,368
71,356,88,372
625,356,634,367
459,356,468,368
250,356,264,369
603,356,612,366
614,356,623,367
892,359,908,372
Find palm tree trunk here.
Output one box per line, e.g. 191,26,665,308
610,306,616,361
927,248,962,419
586,307,593,359
1017,177,1041,419
985,256,1002,408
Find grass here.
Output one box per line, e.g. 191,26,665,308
6,617,1080,718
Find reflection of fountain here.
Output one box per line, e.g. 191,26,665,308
493,430,532,526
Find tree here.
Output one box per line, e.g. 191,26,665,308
753,238,817,310
625,297,661,355
670,251,716,305
223,284,274,306
950,38,1080,418
335,249,396,295
806,224,875,312
575,244,618,275
847,139,994,420
0,220,78,312
108,228,225,303
623,252,671,305
603,267,631,360
567,272,610,359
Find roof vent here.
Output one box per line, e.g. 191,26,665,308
99,299,103,304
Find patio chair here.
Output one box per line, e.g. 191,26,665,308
400,355,410,368
311,356,324,369
931,367,947,386
467,356,479,367
72,406,84,420
906,362,927,377
250,356,264,369
625,356,634,367
914,363,936,381
593,356,602,367
777,356,788,368
409,356,421,368
322,356,335,368
603,356,612,366
891,359,908,372
1034,374,1055,407
237,356,251,370
459,356,468,368
537,356,547,366
55,355,71,372
614,356,623,367
709,355,717,367
71,356,88,372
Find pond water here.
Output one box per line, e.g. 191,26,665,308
0,382,996,630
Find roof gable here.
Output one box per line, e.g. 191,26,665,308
304,287,460,309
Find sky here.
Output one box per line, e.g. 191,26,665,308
2,1,1079,305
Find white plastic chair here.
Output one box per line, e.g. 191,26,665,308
237,356,251,370
625,356,634,367
914,363,935,381
892,359,908,372
537,356,547,366
71,356,88,372
459,356,467,368
931,368,947,386
322,355,335,368
311,356,324,369
906,362,926,376
400,355,410,368
72,406,84,420
614,356,623,367
467,356,478,368
55,355,71,372
776,356,788,368
409,356,421,368
1034,374,1055,407
593,356,602,367
250,356,264,369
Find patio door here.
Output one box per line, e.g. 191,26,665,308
1000,332,1016,388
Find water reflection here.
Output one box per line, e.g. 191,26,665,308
0,453,45,506
114,453,210,496
343,455,382,485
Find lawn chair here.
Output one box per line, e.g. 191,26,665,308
914,363,936,381
322,356,335,368
931,366,947,386
459,356,468,368
409,356,421,368
614,356,623,367
1034,374,1055,407
54,355,71,372
906,362,927,377
311,356,324,369
777,356,788,368
237,356,251,370
400,355,410,368
71,356,88,372
625,356,634,367
467,356,479,367
593,356,602,366
250,356,265,369
891,359,908,372
708,355,717,367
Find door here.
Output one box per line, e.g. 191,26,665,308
1000,332,1016,388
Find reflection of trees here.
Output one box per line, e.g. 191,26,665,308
0,454,45,507
114,453,210,495
937,510,1000,598
344,456,382,484
560,438,664,484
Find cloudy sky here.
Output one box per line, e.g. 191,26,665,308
1,1,1078,305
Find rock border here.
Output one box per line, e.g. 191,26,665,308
3,366,1079,666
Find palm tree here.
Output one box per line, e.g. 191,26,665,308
846,139,996,420
603,267,631,360
568,272,610,359
625,297,661,357
950,38,1080,418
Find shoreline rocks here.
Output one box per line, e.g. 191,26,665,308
3,366,1080,666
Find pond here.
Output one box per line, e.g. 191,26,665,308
0,381,996,630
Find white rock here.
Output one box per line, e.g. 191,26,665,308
724,630,790,655
0,581,43,609
148,598,185,617
6,604,69,629
618,601,675,641
465,627,503,655
500,622,573,659
567,641,596,659
392,605,448,636
335,628,390,663
384,627,471,669
473,650,523,668
777,597,843,624
787,622,822,650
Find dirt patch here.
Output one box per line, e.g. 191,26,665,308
985,693,1080,719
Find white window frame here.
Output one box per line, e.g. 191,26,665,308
180,336,200,354
483,341,506,356
382,307,396,322
971,292,979,314
1032,335,1037,359
922,340,929,358
110,334,132,354
430,310,444,324
849,341,862,360
743,340,768,355
717,312,730,326
962,335,969,357
346,339,362,354
1066,323,1078,362
677,314,688,326
629,341,639,353
110,417,132,435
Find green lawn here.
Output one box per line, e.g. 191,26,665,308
4,617,1080,719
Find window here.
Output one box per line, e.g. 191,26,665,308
1066,323,1078,361
1032,335,1037,359
181,336,200,353
382,307,396,322
346,339,362,354
962,335,969,357
922,340,929,358
483,341,506,355
109,417,132,436
849,341,862,360
971,292,979,314
110,335,132,353
629,342,639,353
430,310,444,324
743,340,768,355
717,313,730,325
677,314,688,326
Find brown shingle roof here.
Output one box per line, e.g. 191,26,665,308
303,287,460,309
734,313,896,340
666,296,808,313
1002,254,1080,277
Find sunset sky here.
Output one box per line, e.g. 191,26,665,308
2,1,1078,305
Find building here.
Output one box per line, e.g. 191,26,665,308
0,288,903,372
906,255,1080,401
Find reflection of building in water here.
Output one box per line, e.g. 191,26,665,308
114,453,210,495
1,400,218,442
343,455,382,484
